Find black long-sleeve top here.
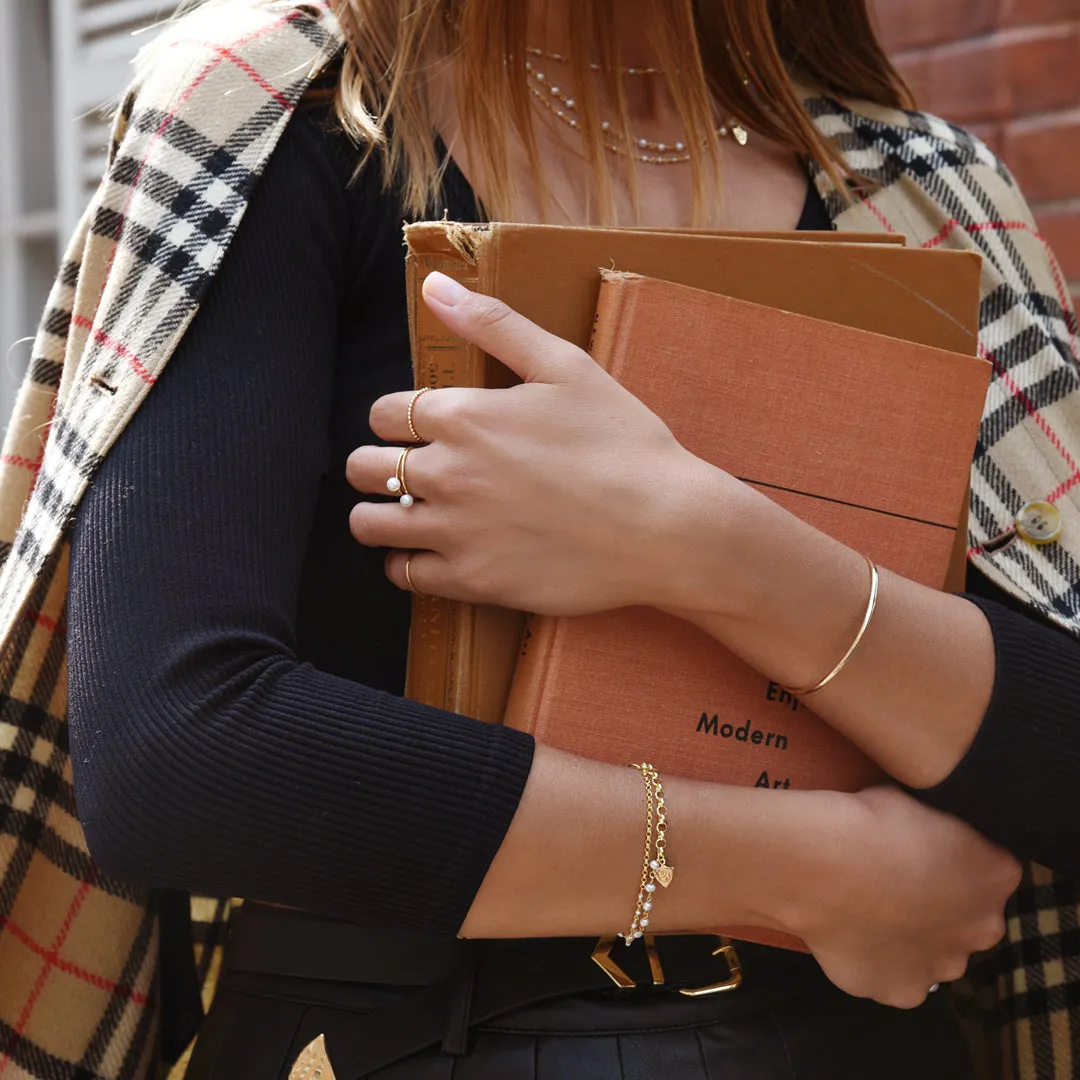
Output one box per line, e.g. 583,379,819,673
67,99,1080,942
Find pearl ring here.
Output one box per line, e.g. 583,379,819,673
387,446,416,507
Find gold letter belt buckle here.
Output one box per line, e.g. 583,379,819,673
679,938,743,997
591,935,742,996
290,1035,337,1080
292,936,745,1076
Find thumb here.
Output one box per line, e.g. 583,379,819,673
422,271,589,384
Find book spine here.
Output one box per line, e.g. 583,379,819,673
589,269,638,374
403,227,528,723
404,230,484,715
406,227,485,390
502,614,553,734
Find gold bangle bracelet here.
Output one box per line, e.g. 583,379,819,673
784,556,880,698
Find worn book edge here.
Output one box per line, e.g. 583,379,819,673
405,223,525,720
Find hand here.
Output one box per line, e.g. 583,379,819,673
779,786,1021,1009
346,272,718,615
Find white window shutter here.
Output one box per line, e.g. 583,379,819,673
52,0,178,238
0,0,60,420
0,1,178,429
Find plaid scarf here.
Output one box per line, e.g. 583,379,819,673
0,3,1076,1078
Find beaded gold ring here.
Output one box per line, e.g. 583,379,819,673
407,386,432,443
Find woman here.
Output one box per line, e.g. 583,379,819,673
31,0,1076,1076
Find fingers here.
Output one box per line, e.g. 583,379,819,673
368,386,478,445
347,443,435,497
369,277,601,438
349,501,442,552
346,447,443,550
385,549,454,597
936,958,971,985
346,442,457,591
825,962,960,1011
968,912,1008,954
422,271,592,384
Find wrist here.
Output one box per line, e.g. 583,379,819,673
642,454,751,616
666,781,855,937
735,788,862,938
645,459,872,693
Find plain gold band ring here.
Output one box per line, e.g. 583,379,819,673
408,387,432,444
403,553,423,596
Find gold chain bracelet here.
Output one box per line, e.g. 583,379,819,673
620,763,675,944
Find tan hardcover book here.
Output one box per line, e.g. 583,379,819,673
404,221,982,723
502,270,991,950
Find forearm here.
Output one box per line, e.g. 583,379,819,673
462,746,1018,1015
462,744,843,939
348,282,1020,998
658,458,995,789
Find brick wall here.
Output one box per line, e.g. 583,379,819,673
873,0,1080,304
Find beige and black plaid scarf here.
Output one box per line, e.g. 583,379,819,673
0,2,1076,1077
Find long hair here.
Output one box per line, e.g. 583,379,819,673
334,0,913,224
173,1,914,223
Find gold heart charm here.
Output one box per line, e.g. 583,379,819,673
654,865,674,888
289,1035,337,1080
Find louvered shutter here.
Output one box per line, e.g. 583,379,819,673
0,1,177,426
52,0,178,236
0,0,59,421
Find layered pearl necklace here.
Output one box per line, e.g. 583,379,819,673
524,46,748,166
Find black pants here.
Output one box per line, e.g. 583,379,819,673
183,907,977,1080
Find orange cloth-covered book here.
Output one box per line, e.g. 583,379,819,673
403,221,981,726
502,269,991,950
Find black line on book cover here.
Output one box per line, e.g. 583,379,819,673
738,478,954,532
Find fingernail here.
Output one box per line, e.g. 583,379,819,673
424,271,471,308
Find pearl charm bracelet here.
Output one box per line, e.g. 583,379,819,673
620,762,675,944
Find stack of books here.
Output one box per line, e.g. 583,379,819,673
402,221,989,948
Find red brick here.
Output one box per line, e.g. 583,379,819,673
1007,26,1080,116
877,0,1079,280
1000,0,1080,28
873,0,997,52
1035,206,1080,280
894,27,1080,125
1003,115,1080,202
